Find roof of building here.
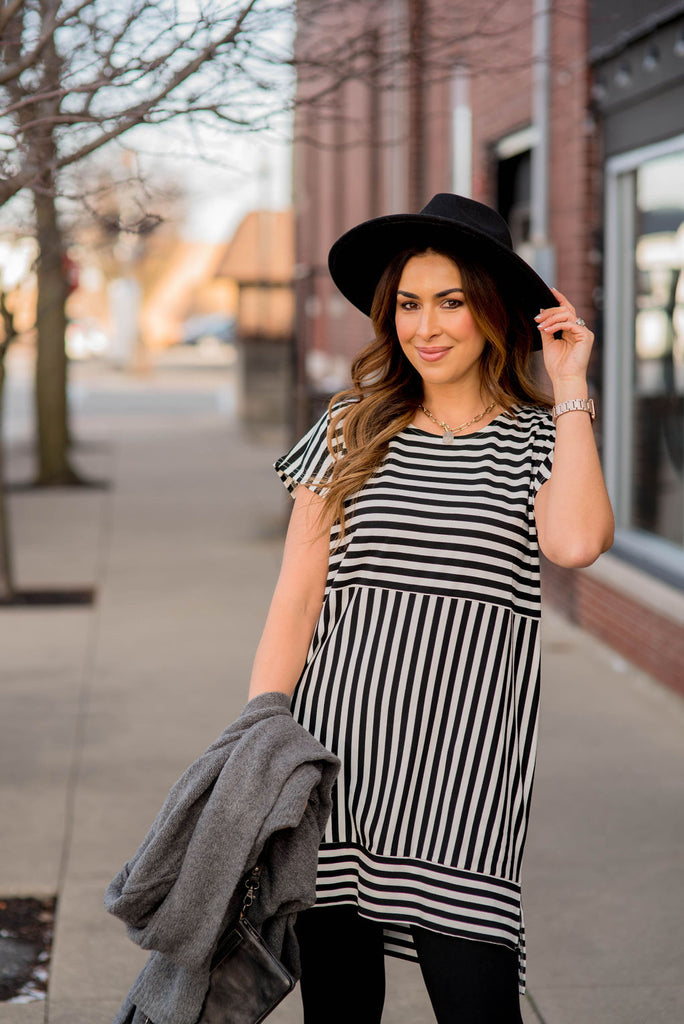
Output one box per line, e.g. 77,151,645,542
216,209,294,285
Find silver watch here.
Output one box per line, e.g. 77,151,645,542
551,398,596,424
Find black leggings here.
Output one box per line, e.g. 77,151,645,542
295,905,524,1024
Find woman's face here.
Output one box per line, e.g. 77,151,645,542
395,251,487,392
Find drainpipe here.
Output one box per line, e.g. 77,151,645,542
530,0,555,287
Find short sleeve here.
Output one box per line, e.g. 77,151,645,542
530,410,556,496
274,407,345,498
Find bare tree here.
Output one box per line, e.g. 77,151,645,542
0,0,533,485
0,0,293,209
1,0,293,484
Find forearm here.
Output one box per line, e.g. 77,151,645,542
247,484,329,699
536,378,614,567
248,589,323,699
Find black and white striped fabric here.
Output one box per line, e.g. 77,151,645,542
275,404,555,993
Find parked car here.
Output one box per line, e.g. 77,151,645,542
180,314,236,346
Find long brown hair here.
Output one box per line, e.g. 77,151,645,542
318,246,551,537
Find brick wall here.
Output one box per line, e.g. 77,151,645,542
542,560,684,696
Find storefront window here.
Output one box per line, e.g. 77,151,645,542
632,150,684,546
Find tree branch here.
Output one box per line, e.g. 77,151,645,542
0,0,95,87
46,0,265,172
0,0,25,40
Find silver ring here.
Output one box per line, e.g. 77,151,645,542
575,317,586,327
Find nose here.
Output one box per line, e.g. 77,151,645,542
415,305,441,341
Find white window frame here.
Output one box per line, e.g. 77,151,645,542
604,133,684,586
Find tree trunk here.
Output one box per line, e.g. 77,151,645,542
29,5,80,487
0,287,17,598
0,351,15,599
33,185,80,485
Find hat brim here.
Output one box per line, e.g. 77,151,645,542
328,213,558,351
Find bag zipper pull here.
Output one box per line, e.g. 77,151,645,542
240,864,261,919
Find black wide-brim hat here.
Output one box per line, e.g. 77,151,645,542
328,193,559,350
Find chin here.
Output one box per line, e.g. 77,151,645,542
417,366,476,387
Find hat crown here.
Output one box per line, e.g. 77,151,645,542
419,194,513,251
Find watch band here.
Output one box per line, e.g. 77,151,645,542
551,398,596,424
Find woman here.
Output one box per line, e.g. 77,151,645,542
248,194,614,1023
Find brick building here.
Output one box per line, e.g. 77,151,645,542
292,0,684,693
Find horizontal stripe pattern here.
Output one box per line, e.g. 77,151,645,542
277,405,554,994
314,845,527,991
276,406,555,616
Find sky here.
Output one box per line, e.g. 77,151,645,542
153,123,293,243
117,0,295,244
0,0,294,246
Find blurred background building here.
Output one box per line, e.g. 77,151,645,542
292,0,684,693
215,209,295,426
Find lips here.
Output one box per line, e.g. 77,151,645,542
416,347,451,362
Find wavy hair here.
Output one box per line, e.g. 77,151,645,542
318,246,551,537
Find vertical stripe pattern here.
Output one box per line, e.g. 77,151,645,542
275,405,555,993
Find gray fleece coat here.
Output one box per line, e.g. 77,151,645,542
105,692,340,1024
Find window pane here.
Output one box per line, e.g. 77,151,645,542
631,150,684,546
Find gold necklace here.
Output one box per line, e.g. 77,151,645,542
418,401,496,444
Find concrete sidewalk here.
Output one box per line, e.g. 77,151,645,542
1,358,682,1024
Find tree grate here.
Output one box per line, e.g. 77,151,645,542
0,588,96,607
0,896,56,1003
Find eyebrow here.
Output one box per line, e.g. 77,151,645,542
397,288,464,299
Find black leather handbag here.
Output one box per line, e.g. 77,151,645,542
198,864,295,1024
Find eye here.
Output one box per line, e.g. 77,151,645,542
398,300,418,311
443,298,463,310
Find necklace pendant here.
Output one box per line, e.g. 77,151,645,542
442,430,455,445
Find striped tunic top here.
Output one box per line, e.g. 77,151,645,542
275,403,555,993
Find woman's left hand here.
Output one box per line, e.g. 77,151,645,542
535,287,594,386
533,287,614,567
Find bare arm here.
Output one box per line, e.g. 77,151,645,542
248,485,330,699
534,288,615,568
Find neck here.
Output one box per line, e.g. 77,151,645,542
421,382,491,419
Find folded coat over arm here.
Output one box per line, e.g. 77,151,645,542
105,691,340,1024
